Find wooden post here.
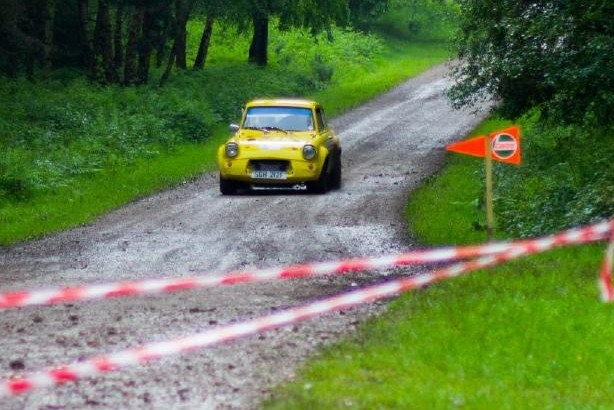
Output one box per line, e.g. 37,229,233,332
484,135,494,241
447,126,522,243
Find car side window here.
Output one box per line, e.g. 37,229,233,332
316,108,327,132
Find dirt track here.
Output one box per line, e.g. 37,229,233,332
0,64,488,409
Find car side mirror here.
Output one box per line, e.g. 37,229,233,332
229,124,240,133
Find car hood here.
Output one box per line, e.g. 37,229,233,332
233,130,315,149
230,130,317,160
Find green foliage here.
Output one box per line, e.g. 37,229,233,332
371,0,459,40
494,121,614,237
270,26,385,89
449,0,614,127
0,140,225,243
312,53,334,83
419,115,614,239
0,75,218,202
312,39,451,118
447,0,614,235
225,0,350,32
186,21,249,64
407,117,512,244
279,0,350,33
0,148,39,201
348,0,389,30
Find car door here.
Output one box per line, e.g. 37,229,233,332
315,106,338,155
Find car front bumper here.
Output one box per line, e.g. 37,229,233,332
219,157,323,184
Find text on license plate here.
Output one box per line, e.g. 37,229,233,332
251,170,287,180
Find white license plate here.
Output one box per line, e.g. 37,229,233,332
251,170,287,180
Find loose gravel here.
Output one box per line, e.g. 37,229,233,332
0,63,489,409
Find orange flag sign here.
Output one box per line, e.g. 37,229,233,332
446,125,521,165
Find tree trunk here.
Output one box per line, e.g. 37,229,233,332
25,53,35,81
137,11,153,84
174,0,189,70
123,8,143,85
93,0,116,83
248,13,268,67
160,0,192,85
193,14,214,70
159,36,177,87
155,37,166,67
155,14,170,68
40,0,55,77
114,0,124,70
24,0,41,79
76,0,93,73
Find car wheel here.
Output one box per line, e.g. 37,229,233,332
331,149,342,190
310,158,330,194
220,174,238,195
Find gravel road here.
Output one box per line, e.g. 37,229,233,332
0,63,488,409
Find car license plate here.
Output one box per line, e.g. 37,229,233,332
251,170,287,180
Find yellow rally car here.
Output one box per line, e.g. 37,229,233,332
217,98,341,195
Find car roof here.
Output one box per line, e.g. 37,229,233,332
246,98,319,109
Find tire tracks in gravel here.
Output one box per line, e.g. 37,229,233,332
0,63,489,409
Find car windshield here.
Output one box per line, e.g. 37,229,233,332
243,107,314,132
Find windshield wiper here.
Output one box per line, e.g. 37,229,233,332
260,126,288,134
243,126,289,134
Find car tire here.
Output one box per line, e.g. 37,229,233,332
310,158,330,194
220,174,238,195
331,149,342,190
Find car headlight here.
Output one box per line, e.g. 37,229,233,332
225,142,239,158
302,144,316,160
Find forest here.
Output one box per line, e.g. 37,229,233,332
0,0,394,84
0,0,456,243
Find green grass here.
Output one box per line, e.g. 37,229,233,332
263,118,614,409
0,133,225,242
314,40,451,117
0,26,451,245
406,117,512,245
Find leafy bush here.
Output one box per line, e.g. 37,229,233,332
493,121,614,237
372,0,459,40
449,0,614,127
269,26,385,87
0,149,39,201
166,111,210,142
312,54,334,84
0,75,221,203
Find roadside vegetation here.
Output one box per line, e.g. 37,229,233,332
265,1,614,408
0,1,454,244
264,117,614,410
448,0,614,237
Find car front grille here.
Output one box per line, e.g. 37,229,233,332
250,160,290,172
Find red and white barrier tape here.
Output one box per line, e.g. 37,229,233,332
1,220,612,310
600,230,614,302
0,242,541,399
1,219,612,399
